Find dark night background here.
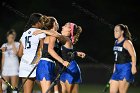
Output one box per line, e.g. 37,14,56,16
0,0,140,90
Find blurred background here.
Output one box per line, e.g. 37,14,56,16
0,0,140,93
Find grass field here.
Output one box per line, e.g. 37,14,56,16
33,84,140,93
79,84,140,93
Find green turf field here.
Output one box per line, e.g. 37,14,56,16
79,84,140,93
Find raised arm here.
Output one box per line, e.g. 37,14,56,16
17,41,23,57
33,30,67,45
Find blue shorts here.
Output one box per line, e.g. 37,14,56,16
36,59,55,81
60,60,82,84
111,62,134,83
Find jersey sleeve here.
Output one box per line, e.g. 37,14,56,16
1,43,6,48
38,33,46,39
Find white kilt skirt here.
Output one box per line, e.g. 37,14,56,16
19,58,36,78
2,56,19,76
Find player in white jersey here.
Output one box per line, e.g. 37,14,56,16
1,30,19,93
18,13,46,93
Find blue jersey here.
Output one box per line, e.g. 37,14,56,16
111,39,134,83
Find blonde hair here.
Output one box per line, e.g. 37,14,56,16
73,24,82,44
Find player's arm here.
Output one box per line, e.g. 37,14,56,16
48,36,69,67
12,43,18,55
33,30,60,37
32,38,44,64
33,30,67,45
124,40,137,74
17,41,23,57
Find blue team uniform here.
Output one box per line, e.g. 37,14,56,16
60,46,82,84
36,43,60,81
111,39,134,83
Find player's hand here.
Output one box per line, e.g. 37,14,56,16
62,61,70,67
1,47,7,52
33,30,43,35
77,52,86,58
131,65,137,75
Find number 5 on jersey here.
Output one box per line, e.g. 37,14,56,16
25,36,32,49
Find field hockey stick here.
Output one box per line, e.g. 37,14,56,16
46,66,67,93
1,77,18,91
102,82,110,93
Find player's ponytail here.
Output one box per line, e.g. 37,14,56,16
24,13,44,31
117,24,132,41
69,22,82,44
73,25,82,44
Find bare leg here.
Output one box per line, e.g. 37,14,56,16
110,80,119,93
11,76,18,88
40,78,51,93
65,80,79,93
60,81,66,93
22,78,35,93
119,78,129,93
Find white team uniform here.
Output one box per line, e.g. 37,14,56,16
1,42,20,76
19,28,46,78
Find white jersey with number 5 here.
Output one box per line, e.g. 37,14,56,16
19,28,46,77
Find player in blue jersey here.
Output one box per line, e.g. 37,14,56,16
110,24,137,93
35,16,69,93
59,22,85,93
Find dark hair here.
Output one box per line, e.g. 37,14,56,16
43,16,57,30
72,24,82,44
7,29,16,39
116,24,132,41
24,13,44,31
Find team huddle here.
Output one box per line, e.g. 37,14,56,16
0,13,137,93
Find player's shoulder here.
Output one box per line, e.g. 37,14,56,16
124,40,132,45
124,40,133,48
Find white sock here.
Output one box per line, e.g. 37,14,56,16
54,91,59,93
12,90,18,93
3,90,7,93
